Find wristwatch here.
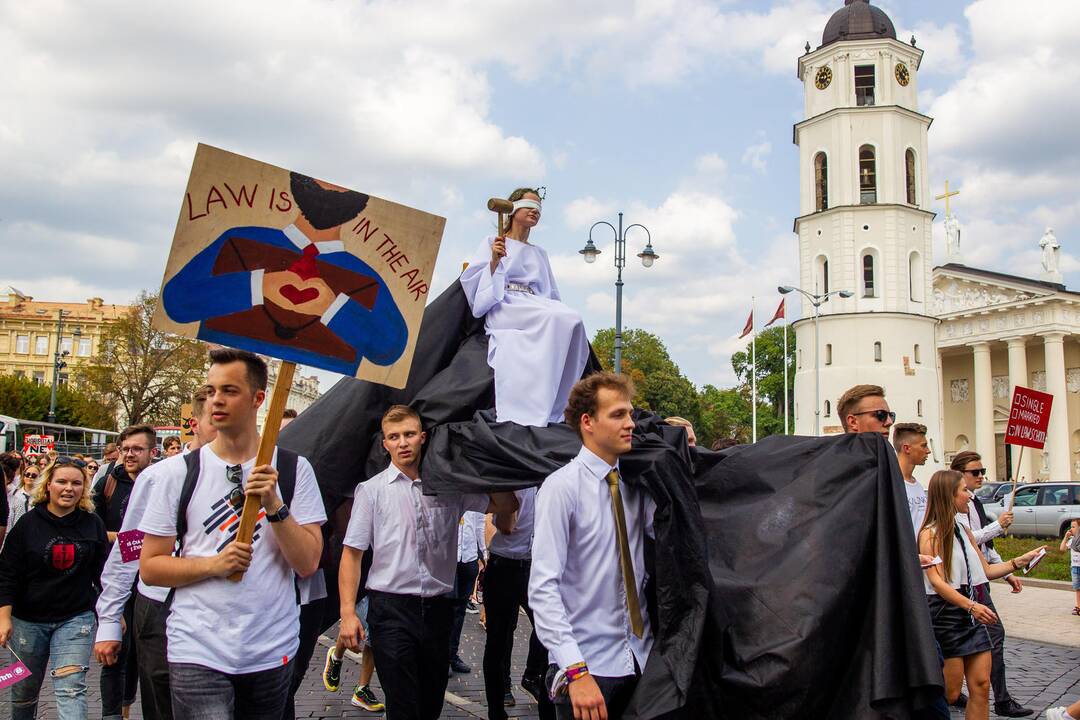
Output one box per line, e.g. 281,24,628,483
266,504,291,523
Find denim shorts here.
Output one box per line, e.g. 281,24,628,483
1071,566,1080,591
356,595,372,648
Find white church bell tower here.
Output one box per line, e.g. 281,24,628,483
791,0,943,469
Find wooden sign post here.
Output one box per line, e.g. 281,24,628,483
153,144,446,581
1003,385,1053,518
229,361,295,582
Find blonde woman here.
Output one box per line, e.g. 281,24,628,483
918,470,1044,720
460,188,590,427
0,457,109,720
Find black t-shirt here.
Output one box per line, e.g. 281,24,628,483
92,465,136,533
0,504,109,621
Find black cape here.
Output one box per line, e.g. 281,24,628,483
281,280,944,719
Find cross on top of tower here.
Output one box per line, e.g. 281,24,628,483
935,179,960,218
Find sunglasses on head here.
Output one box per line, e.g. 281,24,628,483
964,468,988,477
226,465,244,514
853,409,897,424
55,456,87,469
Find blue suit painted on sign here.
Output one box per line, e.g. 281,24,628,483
162,225,408,376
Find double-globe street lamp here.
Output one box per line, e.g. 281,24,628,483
778,285,853,436
580,213,659,374
48,309,81,423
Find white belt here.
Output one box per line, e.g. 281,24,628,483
506,282,535,295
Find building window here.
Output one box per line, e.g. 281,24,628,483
59,373,69,385
874,341,882,362
815,254,830,294
14,370,25,379
825,343,833,365
859,145,877,204
33,371,45,384
814,152,828,211
908,251,924,302
824,400,832,417
61,337,73,355
34,336,48,355
798,349,803,369
914,344,921,364
862,253,876,297
855,65,875,106
917,399,924,417
15,335,29,354
78,337,92,357
905,148,917,205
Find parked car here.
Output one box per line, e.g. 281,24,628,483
975,482,1014,503
983,482,1080,537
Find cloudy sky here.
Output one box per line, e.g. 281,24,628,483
2,0,1078,391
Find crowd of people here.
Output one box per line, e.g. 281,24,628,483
0,188,1075,720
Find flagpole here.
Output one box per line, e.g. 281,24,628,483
752,296,757,444
783,319,789,435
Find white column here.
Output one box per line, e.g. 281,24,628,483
1005,337,1035,481
971,342,998,480
1041,332,1071,479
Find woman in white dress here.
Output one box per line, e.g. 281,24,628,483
460,188,590,427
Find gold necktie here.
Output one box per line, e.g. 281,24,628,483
606,469,644,638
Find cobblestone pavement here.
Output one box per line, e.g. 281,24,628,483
12,603,1080,719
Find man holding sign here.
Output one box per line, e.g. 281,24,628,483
139,350,326,719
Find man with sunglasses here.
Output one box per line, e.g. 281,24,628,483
140,349,326,719
93,424,158,720
95,385,218,720
950,451,1030,717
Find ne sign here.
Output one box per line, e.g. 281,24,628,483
1005,386,1053,450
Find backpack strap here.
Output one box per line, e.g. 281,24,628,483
165,449,202,610
276,448,297,507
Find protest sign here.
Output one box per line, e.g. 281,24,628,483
0,651,31,690
1005,386,1053,449
153,143,445,389
117,529,145,563
21,434,54,456
180,403,195,444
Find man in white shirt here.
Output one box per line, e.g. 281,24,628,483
334,404,519,720
94,384,216,720
529,372,655,720
951,451,1029,718
449,510,485,675
892,422,931,534
484,487,554,718
140,349,326,719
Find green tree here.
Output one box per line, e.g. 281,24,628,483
0,374,116,429
76,291,207,426
590,327,701,429
730,325,795,425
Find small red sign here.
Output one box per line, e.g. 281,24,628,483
117,530,145,563
21,434,55,456
0,657,31,690
1005,386,1054,450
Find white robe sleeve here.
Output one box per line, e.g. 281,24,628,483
460,236,508,318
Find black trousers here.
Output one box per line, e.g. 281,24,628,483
483,554,554,720
134,592,173,720
284,596,329,720
450,560,479,658
368,591,453,720
102,592,138,718
979,584,1014,705
548,665,639,720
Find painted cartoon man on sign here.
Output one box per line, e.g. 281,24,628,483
162,172,407,375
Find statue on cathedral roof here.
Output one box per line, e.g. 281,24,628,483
1040,227,1062,283
945,213,961,261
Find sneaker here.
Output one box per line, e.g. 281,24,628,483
993,699,1033,717
1072,606,1080,616
351,684,385,711
1046,708,1072,720
504,690,516,707
521,672,545,704
450,655,472,674
322,646,343,692
465,600,479,614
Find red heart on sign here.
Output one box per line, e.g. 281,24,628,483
279,284,320,305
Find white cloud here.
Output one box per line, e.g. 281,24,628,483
741,138,772,174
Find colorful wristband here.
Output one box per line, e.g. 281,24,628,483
565,662,589,683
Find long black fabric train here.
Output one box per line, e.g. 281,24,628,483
280,280,944,719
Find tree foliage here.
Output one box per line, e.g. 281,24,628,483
0,374,117,429
730,325,795,423
76,291,207,427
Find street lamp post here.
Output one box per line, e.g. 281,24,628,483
580,213,658,374
47,311,81,424
778,285,853,436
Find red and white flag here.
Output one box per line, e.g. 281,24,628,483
765,298,785,327
738,309,754,339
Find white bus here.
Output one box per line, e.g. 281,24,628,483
0,415,119,457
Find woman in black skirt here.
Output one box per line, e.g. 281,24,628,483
918,470,1044,719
